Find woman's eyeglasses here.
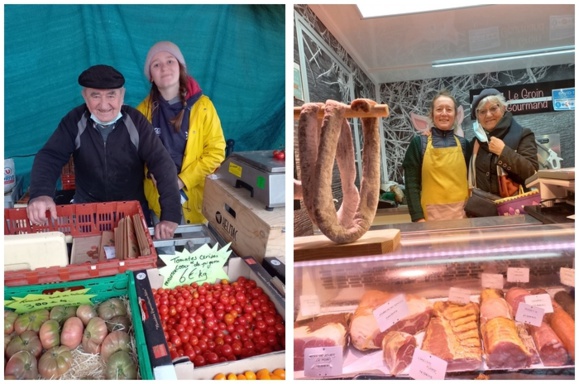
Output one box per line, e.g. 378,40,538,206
477,104,500,117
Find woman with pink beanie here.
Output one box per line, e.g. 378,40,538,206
138,41,226,225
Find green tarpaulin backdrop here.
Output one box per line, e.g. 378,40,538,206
4,4,285,190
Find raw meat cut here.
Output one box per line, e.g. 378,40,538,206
381,331,416,376
421,301,482,371
294,313,350,371
481,316,533,369
505,287,530,315
528,320,570,366
480,297,512,324
349,290,432,351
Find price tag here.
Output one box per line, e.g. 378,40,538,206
408,349,447,380
5,289,96,314
448,287,471,305
560,267,575,287
304,345,343,377
524,293,554,314
515,302,545,326
159,243,231,288
299,295,321,317
104,245,116,260
372,294,409,332
507,268,530,283
481,273,504,289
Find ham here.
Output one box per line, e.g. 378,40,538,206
528,320,570,366
294,313,350,371
505,287,531,315
480,289,534,369
515,323,541,365
381,331,416,376
481,316,533,369
349,290,432,351
480,297,512,324
421,301,482,371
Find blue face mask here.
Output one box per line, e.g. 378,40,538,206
91,112,123,126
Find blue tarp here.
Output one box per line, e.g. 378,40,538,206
4,4,285,189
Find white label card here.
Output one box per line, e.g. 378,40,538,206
409,349,447,380
524,293,554,314
303,346,343,377
372,294,409,332
104,246,116,260
481,273,504,289
448,287,471,305
515,302,545,326
507,267,530,283
560,267,575,287
299,295,321,318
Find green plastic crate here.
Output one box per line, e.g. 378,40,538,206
4,271,153,380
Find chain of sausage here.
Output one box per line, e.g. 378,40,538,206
297,98,381,244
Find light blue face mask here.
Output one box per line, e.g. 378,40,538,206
472,121,488,143
91,112,122,126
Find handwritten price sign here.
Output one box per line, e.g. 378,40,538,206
159,243,231,288
5,289,96,314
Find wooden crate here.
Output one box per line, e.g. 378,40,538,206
202,175,285,262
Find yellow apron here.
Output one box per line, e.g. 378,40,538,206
421,136,468,221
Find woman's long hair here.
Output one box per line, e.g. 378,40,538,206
148,63,189,132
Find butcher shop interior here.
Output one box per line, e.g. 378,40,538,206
293,4,575,380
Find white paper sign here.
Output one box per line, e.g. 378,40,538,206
372,294,409,332
507,268,530,283
448,287,471,305
481,273,504,289
299,295,321,317
104,246,116,260
524,293,554,314
560,267,575,287
304,345,343,377
409,349,447,380
515,302,545,326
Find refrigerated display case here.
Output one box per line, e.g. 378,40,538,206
294,222,575,380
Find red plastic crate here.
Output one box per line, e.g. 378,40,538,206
4,201,158,286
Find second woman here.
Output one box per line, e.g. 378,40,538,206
138,41,226,225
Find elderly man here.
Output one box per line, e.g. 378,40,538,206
27,64,180,240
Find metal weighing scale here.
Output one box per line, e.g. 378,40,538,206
216,150,285,210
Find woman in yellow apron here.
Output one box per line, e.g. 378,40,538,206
403,90,470,222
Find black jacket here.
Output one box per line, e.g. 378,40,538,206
472,112,538,196
30,104,181,223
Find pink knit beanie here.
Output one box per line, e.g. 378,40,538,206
144,41,186,80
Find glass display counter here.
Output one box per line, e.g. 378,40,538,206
294,223,575,380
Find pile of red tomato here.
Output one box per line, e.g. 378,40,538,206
152,277,285,368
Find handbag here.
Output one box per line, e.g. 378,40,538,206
497,166,520,197
465,187,500,217
495,186,541,216
466,147,500,217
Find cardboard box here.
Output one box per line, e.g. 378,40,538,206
134,256,285,380
202,175,285,263
71,235,101,264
